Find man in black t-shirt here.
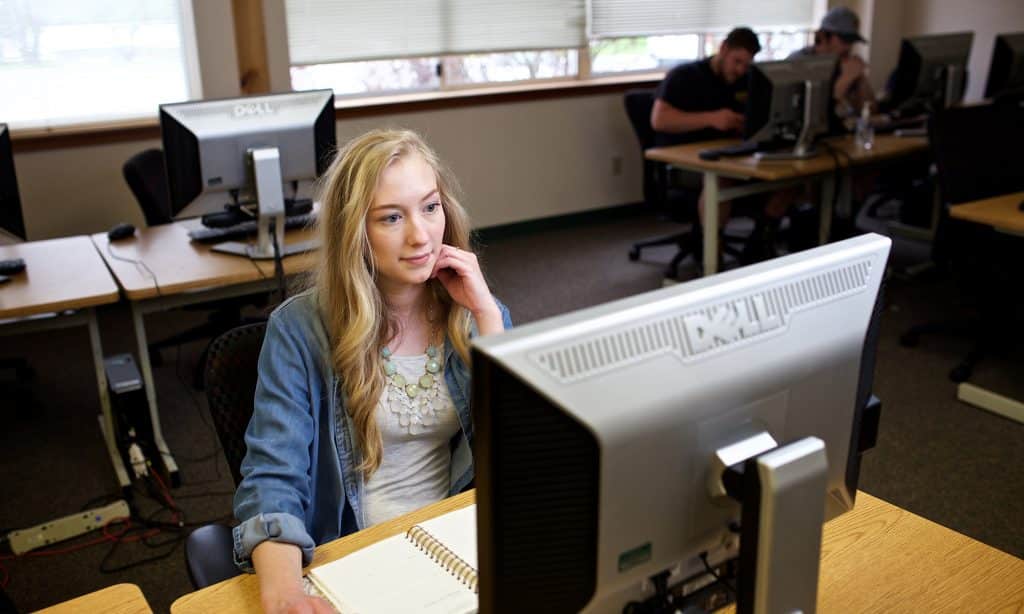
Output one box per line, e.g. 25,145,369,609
652,27,792,263
651,28,757,147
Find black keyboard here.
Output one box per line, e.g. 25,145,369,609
188,213,317,244
699,141,760,161
698,139,798,161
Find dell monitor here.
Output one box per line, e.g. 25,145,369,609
887,32,973,114
159,89,336,259
473,233,891,614
984,32,1024,102
0,124,26,244
744,56,836,160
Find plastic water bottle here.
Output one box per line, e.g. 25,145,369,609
855,102,874,151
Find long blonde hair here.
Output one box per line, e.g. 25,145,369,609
314,129,474,477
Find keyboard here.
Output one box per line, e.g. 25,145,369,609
188,213,317,244
698,141,760,161
698,138,801,161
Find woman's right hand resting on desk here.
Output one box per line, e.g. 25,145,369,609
253,541,334,614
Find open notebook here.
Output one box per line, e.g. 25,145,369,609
307,504,478,614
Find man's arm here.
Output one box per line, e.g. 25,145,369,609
651,99,743,134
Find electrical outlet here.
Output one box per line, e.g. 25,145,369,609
611,155,623,176
8,500,130,554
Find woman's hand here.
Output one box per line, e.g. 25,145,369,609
261,584,335,614
253,541,334,614
431,245,503,335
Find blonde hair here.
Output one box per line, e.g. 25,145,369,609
314,129,474,477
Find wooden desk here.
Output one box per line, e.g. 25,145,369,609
171,491,1024,614
36,583,152,614
91,223,319,482
948,191,1024,424
0,237,129,488
950,191,1024,235
646,135,929,275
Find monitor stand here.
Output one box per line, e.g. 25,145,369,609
755,80,819,161
716,434,829,614
210,146,320,260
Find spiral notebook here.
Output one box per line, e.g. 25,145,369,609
307,505,478,613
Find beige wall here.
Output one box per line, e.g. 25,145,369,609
862,0,1024,101
15,95,642,239
902,0,1024,102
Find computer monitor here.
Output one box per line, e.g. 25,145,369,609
984,32,1024,101
888,32,973,114
0,124,26,244
472,233,891,614
159,89,336,259
744,56,836,160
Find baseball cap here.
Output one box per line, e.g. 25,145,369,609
820,6,867,43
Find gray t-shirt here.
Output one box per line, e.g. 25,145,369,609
362,352,460,527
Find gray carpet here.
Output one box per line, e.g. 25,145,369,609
1,210,1021,612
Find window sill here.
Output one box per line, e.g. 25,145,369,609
11,72,664,153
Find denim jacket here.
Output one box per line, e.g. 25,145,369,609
232,289,512,571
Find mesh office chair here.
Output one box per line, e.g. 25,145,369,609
623,89,748,278
184,322,267,589
900,104,1024,381
122,149,268,383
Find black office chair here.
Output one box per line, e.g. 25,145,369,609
623,89,748,278
184,322,267,589
122,149,268,384
900,103,1024,381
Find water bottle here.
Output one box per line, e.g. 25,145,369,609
855,102,874,151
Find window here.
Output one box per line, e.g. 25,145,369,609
283,2,818,96
0,0,194,129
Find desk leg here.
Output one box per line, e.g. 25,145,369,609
703,171,719,276
130,302,180,484
87,308,131,490
819,175,835,245
957,383,1024,424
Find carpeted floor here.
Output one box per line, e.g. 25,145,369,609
1,209,1021,612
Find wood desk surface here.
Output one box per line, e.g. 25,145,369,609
171,491,1024,614
0,236,119,320
950,191,1024,234
37,583,152,614
91,223,319,301
646,135,928,181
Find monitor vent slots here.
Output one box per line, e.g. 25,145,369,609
531,260,872,383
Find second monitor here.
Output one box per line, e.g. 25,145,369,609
160,89,336,259
744,56,836,160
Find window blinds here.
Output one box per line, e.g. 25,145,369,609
285,0,586,65
589,0,816,39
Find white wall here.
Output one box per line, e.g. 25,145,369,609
15,95,643,239
868,0,1024,102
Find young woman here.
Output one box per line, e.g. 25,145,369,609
232,129,511,613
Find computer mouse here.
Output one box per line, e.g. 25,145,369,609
107,222,136,241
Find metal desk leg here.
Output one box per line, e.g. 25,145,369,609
86,308,131,490
130,301,180,483
703,171,720,275
819,175,835,245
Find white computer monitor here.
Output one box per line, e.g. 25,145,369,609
472,233,891,613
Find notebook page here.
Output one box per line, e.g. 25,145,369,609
415,504,477,570
308,532,477,614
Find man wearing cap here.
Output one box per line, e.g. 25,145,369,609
791,6,875,117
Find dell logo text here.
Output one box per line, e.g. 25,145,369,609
684,294,783,354
233,102,274,118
